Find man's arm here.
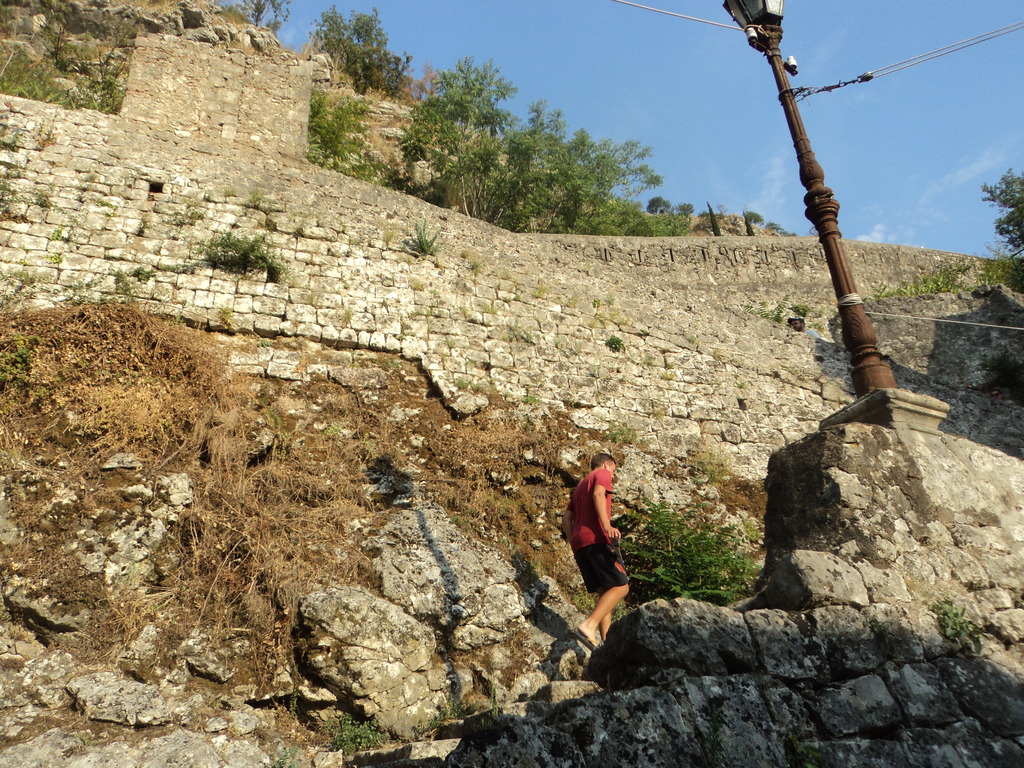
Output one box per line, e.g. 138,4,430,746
592,483,620,542
561,502,574,542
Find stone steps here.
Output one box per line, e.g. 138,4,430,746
333,681,603,767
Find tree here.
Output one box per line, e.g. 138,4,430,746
983,169,1024,252
401,57,518,221
220,0,290,31
311,6,411,97
647,196,672,215
401,61,663,234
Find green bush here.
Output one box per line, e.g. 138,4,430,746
978,252,1024,292
744,295,811,325
325,712,385,754
872,259,975,299
0,335,38,390
621,500,757,606
311,7,411,97
604,336,624,353
307,90,387,183
981,348,1024,394
929,599,982,655
198,232,286,282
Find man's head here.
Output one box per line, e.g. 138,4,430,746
590,452,616,473
787,317,806,332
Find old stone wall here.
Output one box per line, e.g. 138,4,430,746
121,35,313,159
1,35,1021,478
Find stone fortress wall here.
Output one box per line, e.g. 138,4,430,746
1,35,1021,477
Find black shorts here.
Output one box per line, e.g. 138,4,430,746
574,543,629,593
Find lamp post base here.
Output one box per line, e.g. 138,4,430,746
820,388,951,436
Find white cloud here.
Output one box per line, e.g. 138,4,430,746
856,223,890,243
856,223,920,246
750,153,788,217
919,148,1007,206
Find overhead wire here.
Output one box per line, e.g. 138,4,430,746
794,20,1024,100
607,1,1024,100
863,312,1024,333
607,0,741,32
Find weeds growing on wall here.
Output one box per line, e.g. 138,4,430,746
744,295,812,325
872,255,1024,298
198,232,287,282
929,600,982,655
981,347,1024,398
620,500,758,606
412,220,438,255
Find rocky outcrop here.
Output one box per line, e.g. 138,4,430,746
4,0,284,52
428,421,1024,768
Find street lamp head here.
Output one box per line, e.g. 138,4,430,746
723,0,784,28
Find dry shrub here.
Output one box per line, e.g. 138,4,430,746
0,304,598,691
0,303,230,461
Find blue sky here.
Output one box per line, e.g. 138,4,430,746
278,2,1024,257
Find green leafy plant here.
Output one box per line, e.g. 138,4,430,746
412,220,439,255
604,336,625,353
929,599,982,655
311,7,411,96
0,335,39,390
690,445,732,486
218,0,291,31
982,348,1024,396
324,712,385,754
872,260,975,299
621,500,757,606
978,252,1024,292
700,706,724,768
307,90,387,182
507,324,533,343
982,168,1024,252
606,422,638,445
270,747,299,768
198,232,286,282
744,295,810,325
705,202,722,237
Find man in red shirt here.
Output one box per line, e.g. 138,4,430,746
561,452,629,649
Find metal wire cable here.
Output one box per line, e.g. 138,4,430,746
608,0,742,32
865,311,1024,333
794,20,1024,100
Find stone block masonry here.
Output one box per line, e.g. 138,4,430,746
122,35,314,159
1,36,1020,478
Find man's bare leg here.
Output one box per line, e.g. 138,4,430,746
577,584,629,644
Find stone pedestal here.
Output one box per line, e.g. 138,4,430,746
819,388,950,436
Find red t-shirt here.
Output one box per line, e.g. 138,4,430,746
568,467,613,552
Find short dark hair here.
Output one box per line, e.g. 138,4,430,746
591,452,616,470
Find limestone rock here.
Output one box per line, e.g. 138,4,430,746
544,686,702,767
66,671,172,726
443,716,587,767
761,550,870,610
589,598,755,689
364,504,526,650
937,658,1024,737
812,674,902,738
298,587,447,739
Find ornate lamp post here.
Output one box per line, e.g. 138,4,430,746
723,0,897,396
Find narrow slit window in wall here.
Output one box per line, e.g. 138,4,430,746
147,181,165,196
